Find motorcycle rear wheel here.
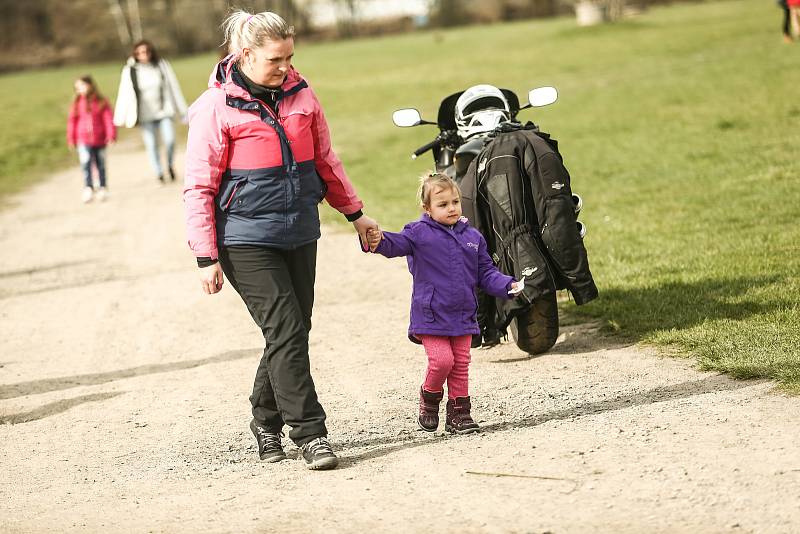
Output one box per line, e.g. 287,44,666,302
510,291,559,355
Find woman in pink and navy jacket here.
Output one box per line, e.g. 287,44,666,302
183,10,378,471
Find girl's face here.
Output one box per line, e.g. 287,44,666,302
241,38,294,87
425,185,462,225
74,80,90,96
134,45,152,63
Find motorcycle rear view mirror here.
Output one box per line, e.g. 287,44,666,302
528,87,558,108
392,108,432,127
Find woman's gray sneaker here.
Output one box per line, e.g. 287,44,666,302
300,437,339,470
250,419,287,462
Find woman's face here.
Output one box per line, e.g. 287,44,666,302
74,80,90,96
134,45,152,63
242,38,294,88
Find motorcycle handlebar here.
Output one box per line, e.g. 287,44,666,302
411,137,441,160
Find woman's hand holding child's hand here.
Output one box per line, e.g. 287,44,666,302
366,228,382,252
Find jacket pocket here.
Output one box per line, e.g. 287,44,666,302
223,182,243,211
464,289,478,323
232,172,287,217
281,108,315,162
421,283,435,323
316,173,328,203
301,171,327,205
216,178,245,213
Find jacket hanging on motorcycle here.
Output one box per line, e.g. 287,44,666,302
459,122,598,330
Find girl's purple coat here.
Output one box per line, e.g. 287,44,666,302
374,214,514,342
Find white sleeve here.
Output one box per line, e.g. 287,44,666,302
113,65,137,128
161,59,188,121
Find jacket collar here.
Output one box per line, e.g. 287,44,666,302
127,56,160,68
418,213,470,234
210,53,304,102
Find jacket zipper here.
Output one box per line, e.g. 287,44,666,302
223,182,242,211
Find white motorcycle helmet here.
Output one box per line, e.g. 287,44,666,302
455,84,511,140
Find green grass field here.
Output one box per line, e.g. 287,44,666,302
2,0,798,391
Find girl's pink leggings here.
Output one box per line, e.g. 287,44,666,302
418,334,472,399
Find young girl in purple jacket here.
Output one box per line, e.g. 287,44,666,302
367,173,521,434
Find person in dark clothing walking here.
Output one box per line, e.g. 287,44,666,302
779,0,793,43
183,9,379,470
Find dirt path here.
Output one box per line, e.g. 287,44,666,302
1,146,799,534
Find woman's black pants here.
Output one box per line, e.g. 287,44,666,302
218,242,327,446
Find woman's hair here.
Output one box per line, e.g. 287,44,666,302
221,10,295,55
72,75,106,113
418,172,460,208
131,39,160,64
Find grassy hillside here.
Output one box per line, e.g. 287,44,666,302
1,0,798,391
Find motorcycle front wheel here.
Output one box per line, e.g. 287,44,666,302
510,291,559,355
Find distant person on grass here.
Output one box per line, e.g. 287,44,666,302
779,0,793,43
183,10,380,470
67,75,116,204
113,40,187,185
365,173,522,435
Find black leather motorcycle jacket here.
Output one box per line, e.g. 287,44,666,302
459,123,598,328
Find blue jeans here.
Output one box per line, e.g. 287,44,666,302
77,145,107,188
139,117,175,179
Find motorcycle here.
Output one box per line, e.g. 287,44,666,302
391,86,589,355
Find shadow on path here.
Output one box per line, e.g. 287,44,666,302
339,373,763,466
0,260,94,279
0,266,192,300
0,348,258,400
0,392,124,425
489,322,632,363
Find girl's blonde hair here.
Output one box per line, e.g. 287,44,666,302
221,10,295,55
418,172,460,208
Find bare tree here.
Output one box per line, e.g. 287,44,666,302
431,0,468,27
126,0,143,42
334,0,359,37
605,0,625,21
107,0,132,49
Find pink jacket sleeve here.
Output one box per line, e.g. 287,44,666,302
308,90,363,216
66,103,77,146
101,100,116,143
183,90,229,260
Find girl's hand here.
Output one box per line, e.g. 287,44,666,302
199,263,224,294
366,228,382,252
508,276,526,296
352,214,379,251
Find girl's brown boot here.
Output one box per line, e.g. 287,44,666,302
445,396,480,434
418,387,443,432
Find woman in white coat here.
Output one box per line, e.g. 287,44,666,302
114,40,187,184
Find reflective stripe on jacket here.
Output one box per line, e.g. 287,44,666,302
183,55,363,259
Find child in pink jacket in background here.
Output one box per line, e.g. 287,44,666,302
67,75,116,203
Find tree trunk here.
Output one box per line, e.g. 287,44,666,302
126,0,142,42
107,0,132,50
